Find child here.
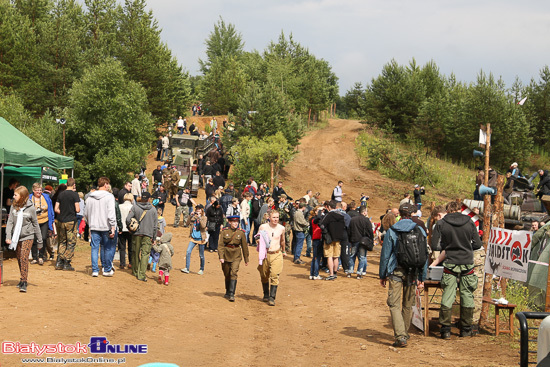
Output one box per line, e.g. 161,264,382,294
153,232,175,285
360,193,370,208
157,207,166,234
148,230,162,272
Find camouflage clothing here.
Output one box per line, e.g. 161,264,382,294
56,220,77,261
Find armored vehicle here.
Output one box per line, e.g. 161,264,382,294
169,134,216,197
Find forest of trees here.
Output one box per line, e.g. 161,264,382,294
339,59,550,171
0,0,191,187
0,2,338,187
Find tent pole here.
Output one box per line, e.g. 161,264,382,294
40,167,43,188
1,163,4,276
71,169,74,178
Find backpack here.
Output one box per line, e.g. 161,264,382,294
331,188,336,201
395,225,428,276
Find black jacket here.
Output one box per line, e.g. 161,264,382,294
538,170,550,194
206,205,224,226
321,210,347,242
348,215,373,244
213,175,225,189
431,212,482,265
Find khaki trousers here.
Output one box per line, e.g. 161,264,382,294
258,251,283,286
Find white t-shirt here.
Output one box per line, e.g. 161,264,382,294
177,118,184,128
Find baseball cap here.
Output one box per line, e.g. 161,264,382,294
414,184,419,188
399,202,415,214
141,192,151,201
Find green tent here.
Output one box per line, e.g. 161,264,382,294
0,117,73,168
1,117,73,258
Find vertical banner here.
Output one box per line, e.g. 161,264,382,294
412,287,424,331
484,227,532,282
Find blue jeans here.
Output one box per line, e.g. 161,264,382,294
241,220,250,244
294,231,305,261
305,232,312,256
186,241,205,271
91,230,116,273
349,242,368,274
209,226,220,251
310,239,323,276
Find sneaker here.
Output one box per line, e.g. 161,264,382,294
312,275,323,280
197,270,204,275
346,273,351,278
181,268,190,274
49,255,54,261
309,275,313,280
103,270,114,277
38,258,44,265
326,275,337,281
357,275,362,280
31,259,38,264
294,259,305,265
441,331,451,340
325,269,330,274
92,272,99,277
392,338,407,348
362,272,367,276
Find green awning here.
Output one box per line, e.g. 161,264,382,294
0,117,74,169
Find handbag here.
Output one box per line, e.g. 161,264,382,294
360,236,374,251
207,221,217,232
128,210,148,232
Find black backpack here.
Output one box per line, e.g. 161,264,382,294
395,225,428,276
331,187,336,201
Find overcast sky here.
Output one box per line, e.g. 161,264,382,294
142,0,550,95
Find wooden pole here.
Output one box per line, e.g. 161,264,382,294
270,163,274,195
493,175,506,298
308,108,311,128
479,124,492,325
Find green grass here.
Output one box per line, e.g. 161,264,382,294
355,128,474,203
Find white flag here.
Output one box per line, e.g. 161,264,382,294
518,97,527,106
479,129,487,145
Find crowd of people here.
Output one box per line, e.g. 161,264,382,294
3,132,536,350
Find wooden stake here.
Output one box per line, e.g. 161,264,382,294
480,123,492,325
270,163,274,195
494,175,507,298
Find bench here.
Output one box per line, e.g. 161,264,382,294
483,296,517,336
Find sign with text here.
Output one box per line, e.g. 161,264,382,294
485,227,532,282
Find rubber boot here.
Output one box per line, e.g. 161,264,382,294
164,275,169,285
152,262,157,273
158,270,164,284
63,260,75,271
55,257,64,270
224,279,231,299
440,305,452,339
268,285,278,306
262,283,269,302
228,279,237,302
460,307,475,337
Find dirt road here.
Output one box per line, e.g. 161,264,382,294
0,119,517,366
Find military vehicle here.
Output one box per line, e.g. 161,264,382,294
168,134,216,197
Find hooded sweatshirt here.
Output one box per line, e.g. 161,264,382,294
538,170,550,194
379,218,427,280
125,201,158,239
6,199,43,244
431,212,482,265
84,190,116,232
152,232,174,271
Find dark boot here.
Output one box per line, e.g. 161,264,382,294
224,279,230,299
460,307,474,337
440,305,452,339
262,283,269,302
268,285,278,306
228,279,237,302
16,280,22,289
55,257,64,270
19,281,27,293
63,260,75,271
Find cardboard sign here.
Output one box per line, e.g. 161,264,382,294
412,287,424,331
485,227,532,282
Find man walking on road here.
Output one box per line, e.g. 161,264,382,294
54,177,80,271
379,203,427,348
219,215,249,302
84,177,117,277
258,210,286,306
